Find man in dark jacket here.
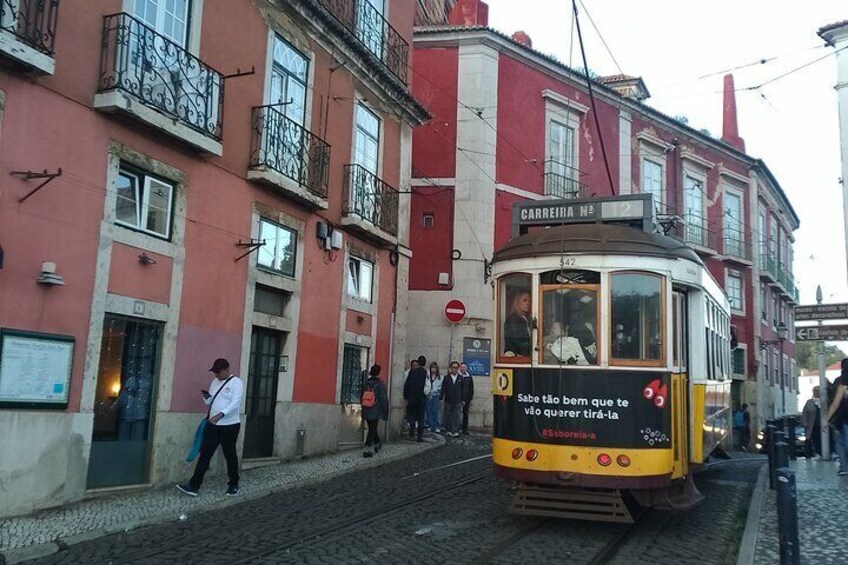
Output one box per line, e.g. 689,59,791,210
459,362,474,435
441,361,463,437
361,364,389,457
403,355,428,442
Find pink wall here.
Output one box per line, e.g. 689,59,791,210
411,47,458,179
346,310,373,335
108,244,173,305
409,187,455,290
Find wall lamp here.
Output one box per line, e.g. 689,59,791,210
36,261,65,286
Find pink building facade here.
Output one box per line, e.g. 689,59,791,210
0,0,426,517
407,0,799,432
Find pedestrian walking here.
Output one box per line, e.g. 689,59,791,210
177,358,243,496
733,406,746,451
826,358,848,475
803,386,822,459
361,364,389,458
401,359,419,435
403,355,428,442
441,361,463,437
459,362,474,435
426,362,444,432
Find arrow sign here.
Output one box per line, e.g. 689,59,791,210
795,325,848,342
795,303,848,322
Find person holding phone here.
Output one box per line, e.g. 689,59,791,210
177,358,243,496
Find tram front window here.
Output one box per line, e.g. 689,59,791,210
610,272,664,365
499,274,532,360
541,287,598,366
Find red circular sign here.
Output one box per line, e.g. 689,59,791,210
445,299,466,323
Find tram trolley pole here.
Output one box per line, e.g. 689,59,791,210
766,421,777,490
786,415,797,461
776,466,801,565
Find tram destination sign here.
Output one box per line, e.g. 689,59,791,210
794,303,848,322
512,195,652,236
795,325,848,342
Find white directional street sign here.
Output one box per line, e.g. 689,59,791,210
795,325,848,342
795,303,848,322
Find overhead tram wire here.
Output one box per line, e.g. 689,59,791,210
576,0,624,77
571,0,616,196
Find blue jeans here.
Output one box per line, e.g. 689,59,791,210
426,396,442,430
835,423,848,471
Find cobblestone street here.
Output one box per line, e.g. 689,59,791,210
19,437,762,565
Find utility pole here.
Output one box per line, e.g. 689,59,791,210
818,285,831,460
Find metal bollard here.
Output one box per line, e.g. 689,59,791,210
776,467,800,565
775,440,789,471
767,422,777,490
786,416,797,461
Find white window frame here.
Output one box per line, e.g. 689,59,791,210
127,0,202,53
760,283,768,324
115,167,175,240
640,157,665,211
353,101,382,176
723,186,744,239
257,218,298,277
732,344,747,377
347,256,374,303
726,270,744,314
543,91,586,197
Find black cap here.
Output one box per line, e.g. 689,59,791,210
209,358,230,372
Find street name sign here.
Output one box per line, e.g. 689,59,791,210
794,303,848,322
795,325,848,342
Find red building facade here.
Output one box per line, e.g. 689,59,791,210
0,0,426,517
408,0,799,431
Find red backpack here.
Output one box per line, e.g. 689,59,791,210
361,384,377,408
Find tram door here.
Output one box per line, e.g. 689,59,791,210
671,290,689,478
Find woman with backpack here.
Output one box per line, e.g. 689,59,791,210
361,364,389,458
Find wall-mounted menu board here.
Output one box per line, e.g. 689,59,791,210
0,329,74,408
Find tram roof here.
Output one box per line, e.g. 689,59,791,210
494,223,703,264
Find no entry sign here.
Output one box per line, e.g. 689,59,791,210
445,299,466,323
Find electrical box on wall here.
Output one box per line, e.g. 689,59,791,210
316,221,328,240
330,230,343,250
438,272,450,286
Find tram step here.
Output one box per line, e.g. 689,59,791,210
509,486,636,523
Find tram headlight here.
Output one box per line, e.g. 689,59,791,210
597,453,612,467
616,454,631,467
526,449,539,462
512,448,524,459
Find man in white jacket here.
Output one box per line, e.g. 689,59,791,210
177,358,244,497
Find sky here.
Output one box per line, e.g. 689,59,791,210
485,0,847,310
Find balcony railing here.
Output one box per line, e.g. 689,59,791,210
763,254,781,282
543,159,588,199
98,13,224,141
316,0,408,84
250,105,331,199
0,0,58,55
683,215,718,250
343,164,399,237
722,233,752,261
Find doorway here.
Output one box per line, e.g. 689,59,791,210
244,327,284,459
339,343,368,446
87,315,162,489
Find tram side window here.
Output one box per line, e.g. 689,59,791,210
610,272,664,365
541,286,598,366
499,274,532,361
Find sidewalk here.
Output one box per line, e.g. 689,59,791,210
738,457,848,565
0,437,439,564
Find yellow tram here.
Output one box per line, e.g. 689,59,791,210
491,195,731,521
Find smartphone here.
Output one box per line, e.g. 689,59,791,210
201,389,210,397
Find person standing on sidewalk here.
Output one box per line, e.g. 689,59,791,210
425,362,444,432
404,355,428,442
441,361,463,437
361,364,389,457
826,359,848,475
459,362,474,435
178,358,243,496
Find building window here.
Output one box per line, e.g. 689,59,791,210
270,35,308,124
423,213,434,228
354,103,380,174
641,159,663,210
727,272,743,312
772,293,779,328
732,348,745,376
758,209,768,268
257,219,297,277
356,0,385,58
254,284,290,317
760,283,768,321
347,256,373,302
133,0,191,46
116,167,175,239
684,174,705,244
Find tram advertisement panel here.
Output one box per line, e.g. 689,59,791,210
493,368,672,449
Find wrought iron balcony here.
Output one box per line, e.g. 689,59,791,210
97,13,224,145
343,164,399,238
0,0,58,73
316,0,408,84
543,159,588,199
722,233,752,262
249,105,331,202
761,252,780,283
683,215,718,251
